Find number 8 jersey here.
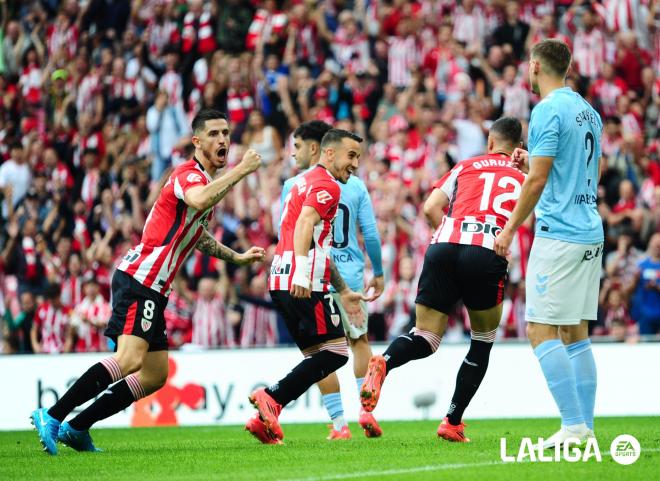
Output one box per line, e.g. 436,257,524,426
431,153,526,250
270,165,341,292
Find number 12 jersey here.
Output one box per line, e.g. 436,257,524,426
431,153,526,250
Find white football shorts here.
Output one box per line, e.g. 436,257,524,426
525,237,602,326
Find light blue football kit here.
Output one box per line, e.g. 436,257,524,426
526,87,602,430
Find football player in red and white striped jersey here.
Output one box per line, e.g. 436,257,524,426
246,129,367,444
30,284,73,354
361,118,526,443
34,109,266,454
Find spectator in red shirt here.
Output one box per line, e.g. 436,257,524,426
607,179,645,237
615,31,652,95
589,64,629,118
30,283,73,354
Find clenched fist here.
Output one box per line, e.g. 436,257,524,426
240,149,262,174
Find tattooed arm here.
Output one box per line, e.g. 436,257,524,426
329,258,367,328
183,150,261,211
329,259,348,293
196,230,266,265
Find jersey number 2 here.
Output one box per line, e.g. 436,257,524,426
478,173,521,218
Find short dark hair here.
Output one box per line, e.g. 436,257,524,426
191,109,228,134
45,283,61,300
490,117,522,145
293,121,333,144
531,39,572,77
320,129,363,150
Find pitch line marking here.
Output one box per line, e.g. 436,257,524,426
276,448,660,481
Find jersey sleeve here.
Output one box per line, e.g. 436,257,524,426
529,101,560,158
278,178,294,235
173,167,208,200
303,179,341,221
595,110,603,161
433,164,463,199
357,183,384,277
34,306,45,327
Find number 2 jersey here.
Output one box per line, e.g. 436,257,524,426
528,87,603,244
430,153,526,250
270,165,341,292
117,158,214,296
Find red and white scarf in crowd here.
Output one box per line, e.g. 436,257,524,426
247,9,288,50
182,9,216,54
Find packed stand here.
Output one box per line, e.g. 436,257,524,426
0,0,659,354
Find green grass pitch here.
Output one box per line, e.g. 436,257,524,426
1,417,658,481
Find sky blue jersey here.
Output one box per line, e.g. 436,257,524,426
528,87,604,244
280,172,383,292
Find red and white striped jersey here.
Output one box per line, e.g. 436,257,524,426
61,275,83,309
590,77,628,117
595,0,643,34
240,300,278,347
71,294,111,352
35,302,71,354
159,70,183,107
452,5,487,47
182,10,216,54
572,29,606,79
46,22,78,59
117,159,214,296
269,165,341,292
385,279,417,339
192,296,235,348
388,35,420,88
430,153,526,250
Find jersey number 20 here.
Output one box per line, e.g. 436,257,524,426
332,203,350,249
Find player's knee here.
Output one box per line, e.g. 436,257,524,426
317,349,349,373
152,370,168,390
348,334,369,347
115,354,143,375
330,351,349,370
411,327,442,353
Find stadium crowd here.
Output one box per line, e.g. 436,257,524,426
0,0,658,354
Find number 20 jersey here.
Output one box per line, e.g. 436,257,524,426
270,165,341,292
430,153,526,250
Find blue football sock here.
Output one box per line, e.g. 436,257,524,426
356,377,365,395
534,339,584,427
566,339,597,430
322,393,346,429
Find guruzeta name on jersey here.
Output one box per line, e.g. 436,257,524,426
431,153,526,251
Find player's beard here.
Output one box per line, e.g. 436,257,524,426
204,147,226,169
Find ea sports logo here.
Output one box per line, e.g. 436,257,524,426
610,435,640,465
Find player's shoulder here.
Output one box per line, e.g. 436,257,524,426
533,95,560,116
173,159,211,184
307,165,339,187
344,175,368,194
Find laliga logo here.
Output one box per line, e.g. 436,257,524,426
500,434,641,464
500,437,602,463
